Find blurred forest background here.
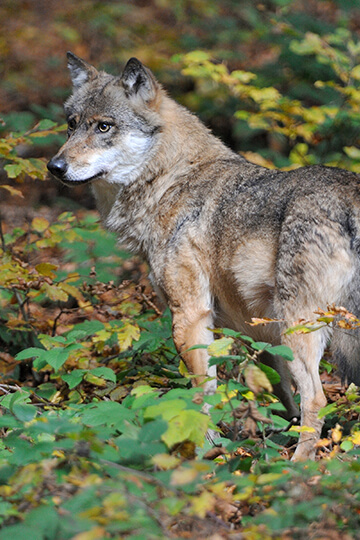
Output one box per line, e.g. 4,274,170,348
1,1,360,539
2,0,360,172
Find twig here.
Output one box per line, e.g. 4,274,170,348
0,383,22,394
140,292,163,316
261,416,300,437
0,215,6,251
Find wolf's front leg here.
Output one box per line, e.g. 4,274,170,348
171,303,219,444
171,304,216,395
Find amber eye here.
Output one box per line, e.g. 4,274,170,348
67,118,76,131
97,122,111,133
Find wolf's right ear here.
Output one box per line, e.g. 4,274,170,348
67,52,98,90
121,58,158,103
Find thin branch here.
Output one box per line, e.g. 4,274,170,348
0,383,22,394
0,215,6,251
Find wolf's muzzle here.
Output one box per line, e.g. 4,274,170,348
47,156,68,180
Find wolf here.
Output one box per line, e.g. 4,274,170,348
48,52,360,460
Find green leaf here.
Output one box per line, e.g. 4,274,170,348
184,50,210,63
139,419,168,443
318,402,339,419
163,409,209,447
12,403,37,422
90,367,116,383
267,345,294,361
61,369,86,389
23,506,60,538
0,525,44,540
35,119,57,130
144,399,187,421
340,439,354,452
82,401,134,428
259,363,281,385
4,163,23,178
43,348,71,371
15,347,46,361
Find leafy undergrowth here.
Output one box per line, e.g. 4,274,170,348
0,113,360,539
1,201,360,539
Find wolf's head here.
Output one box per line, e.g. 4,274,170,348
47,53,163,186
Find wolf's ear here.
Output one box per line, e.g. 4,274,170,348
67,52,98,90
121,58,158,102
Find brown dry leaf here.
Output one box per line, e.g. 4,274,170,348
203,446,228,460
215,499,241,523
244,364,272,394
243,416,258,438
233,401,272,438
173,440,197,460
248,316,282,326
315,438,332,448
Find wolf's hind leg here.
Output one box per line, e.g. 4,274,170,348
260,351,299,420
282,331,328,461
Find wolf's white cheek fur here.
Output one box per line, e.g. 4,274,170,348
64,147,121,182
65,133,152,184
105,132,153,184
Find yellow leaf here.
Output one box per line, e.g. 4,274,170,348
0,185,24,197
41,282,68,302
207,337,234,357
116,320,140,352
179,359,189,376
131,385,156,397
191,490,215,518
84,372,107,387
344,146,360,160
170,466,198,486
257,473,283,485
52,450,66,459
331,424,343,444
350,65,360,81
31,217,49,232
152,454,181,470
72,528,107,540
92,329,112,344
289,425,316,433
351,431,360,445
35,262,58,278
60,282,84,302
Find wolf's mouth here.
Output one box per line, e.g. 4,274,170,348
59,170,106,186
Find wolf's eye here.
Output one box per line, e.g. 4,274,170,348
68,118,76,131
97,122,111,133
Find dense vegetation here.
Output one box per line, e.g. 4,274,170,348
1,1,360,538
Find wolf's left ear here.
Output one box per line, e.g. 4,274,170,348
67,52,98,90
121,58,158,102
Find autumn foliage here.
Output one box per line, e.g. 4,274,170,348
1,1,360,538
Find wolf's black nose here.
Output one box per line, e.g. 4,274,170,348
47,157,68,179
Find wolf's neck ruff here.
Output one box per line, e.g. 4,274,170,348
48,53,360,461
